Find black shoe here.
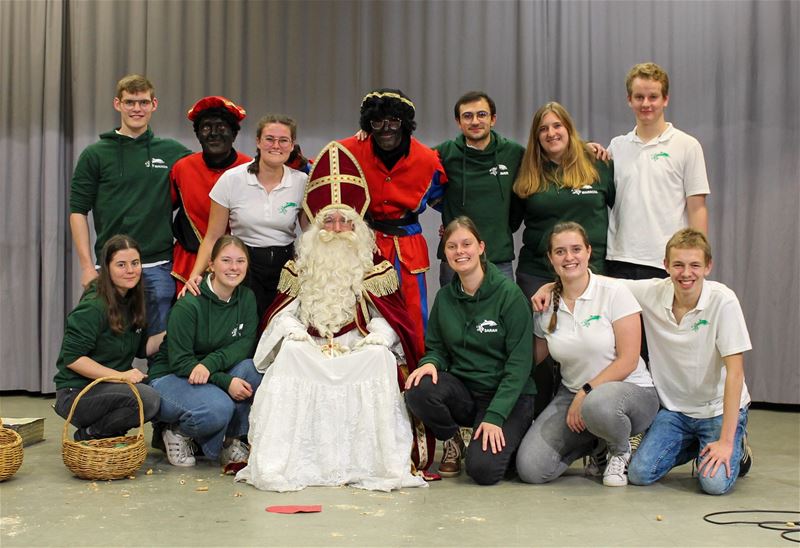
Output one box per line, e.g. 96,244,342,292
151,422,166,452
738,432,753,477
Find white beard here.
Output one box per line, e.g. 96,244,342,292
295,226,374,338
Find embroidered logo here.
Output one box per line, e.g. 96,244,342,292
571,184,598,196
279,201,298,214
581,315,601,327
476,319,499,333
231,323,244,337
651,152,670,161
691,319,709,332
135,328,142,334
145,158,169,169
488,164,510,177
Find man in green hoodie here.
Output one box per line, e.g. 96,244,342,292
69,74,190,335
434,91,525,287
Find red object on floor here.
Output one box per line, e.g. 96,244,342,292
266,505,322,514
422,470,442,481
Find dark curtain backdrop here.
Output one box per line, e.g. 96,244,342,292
1,0,798,403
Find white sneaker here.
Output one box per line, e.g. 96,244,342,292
162,428,196,467
221,438,250,467
603,452,631,486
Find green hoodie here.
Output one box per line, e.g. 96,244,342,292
70,127,190,263
434,131,525,263
148,276,258,391
517,158,615,278
54,285,146,390
421,263,535,426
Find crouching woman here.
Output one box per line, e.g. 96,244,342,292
54,235,162,440
404,217,535,485
148,235,262,469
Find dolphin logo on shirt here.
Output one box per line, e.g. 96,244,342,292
279,202,298,214
691,319,709,332
476,319,499,333
581,315,601,327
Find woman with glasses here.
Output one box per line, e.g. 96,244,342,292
185,115,308,319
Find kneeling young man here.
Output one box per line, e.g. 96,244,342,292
623,229,752,494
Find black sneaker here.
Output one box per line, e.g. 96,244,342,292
738,432,753,477
151,422,166,452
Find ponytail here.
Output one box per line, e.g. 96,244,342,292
547,277,563,333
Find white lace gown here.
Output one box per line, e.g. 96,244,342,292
235,302,426,492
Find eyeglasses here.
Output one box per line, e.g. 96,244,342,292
198,122,231,136
370,117,402,131
120,99,153,109
261,136,293,148
322,217,354,229
460,110,491,122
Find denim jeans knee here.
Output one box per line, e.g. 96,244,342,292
149,374,235,459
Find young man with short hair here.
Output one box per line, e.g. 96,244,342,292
434,91,525,286
622,229,752,494
70,74,190,335
606,62,710,280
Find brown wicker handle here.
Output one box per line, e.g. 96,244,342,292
61,376,146,443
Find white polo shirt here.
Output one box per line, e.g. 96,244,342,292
607,123,710,268
534,273,653,392
210,162,307,248
624,278,752,418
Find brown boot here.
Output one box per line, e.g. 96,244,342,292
438,434,466,477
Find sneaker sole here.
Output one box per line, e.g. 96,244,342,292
603,478,628,487
437,468,462,478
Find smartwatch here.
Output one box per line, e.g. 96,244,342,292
581,383,593,395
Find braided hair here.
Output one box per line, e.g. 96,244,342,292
546,221,592,333
547,277,564,333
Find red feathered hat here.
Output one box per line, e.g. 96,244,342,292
186,96,246,122
303,141,370,222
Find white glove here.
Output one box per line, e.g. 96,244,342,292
286,328,313,343
355,332,390,348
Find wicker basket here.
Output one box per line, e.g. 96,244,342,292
61,377,147,480
0,418,24,481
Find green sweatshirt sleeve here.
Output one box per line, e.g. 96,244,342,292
59,300,103,367
70,148,99,214
165,299,205,378
483,293,534,426
509,192,525,232
605,160,616,209
419,296,450,371
200,292,258,374
209,372,233,392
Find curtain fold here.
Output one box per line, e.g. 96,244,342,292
1,0,797,403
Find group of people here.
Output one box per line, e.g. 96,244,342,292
53,61,752,496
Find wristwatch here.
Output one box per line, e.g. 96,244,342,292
581,383,593,395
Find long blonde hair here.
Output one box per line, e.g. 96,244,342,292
513,102,599,198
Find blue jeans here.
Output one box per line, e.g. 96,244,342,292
149,359,263,460
142,262,175,335
628,407,748,495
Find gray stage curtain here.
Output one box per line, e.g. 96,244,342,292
1,0,797,403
